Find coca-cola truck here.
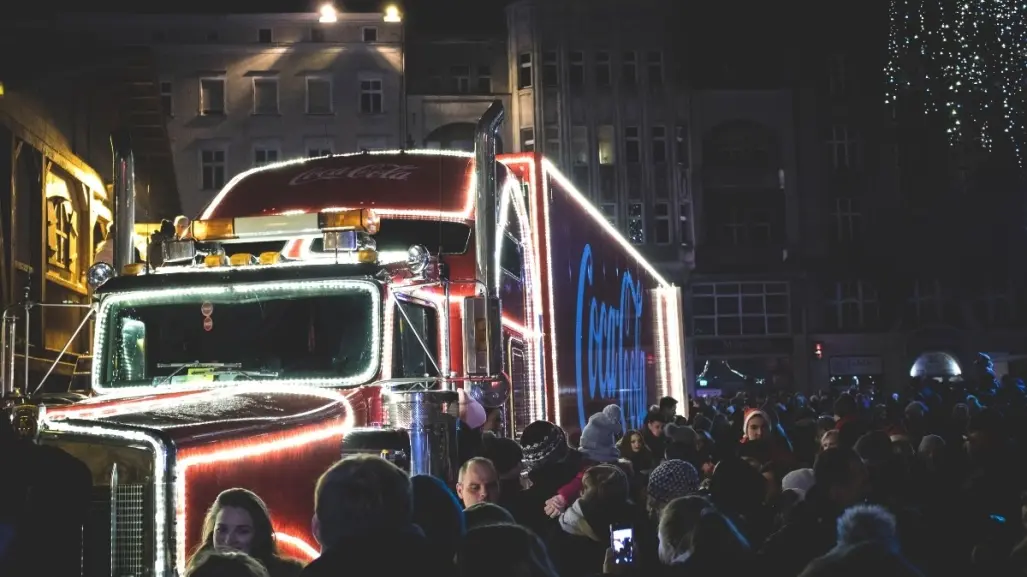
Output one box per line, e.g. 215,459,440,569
0,102,684,576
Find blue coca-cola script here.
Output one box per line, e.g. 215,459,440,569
574,243,648,431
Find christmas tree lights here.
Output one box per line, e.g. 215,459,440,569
885,0,1026,164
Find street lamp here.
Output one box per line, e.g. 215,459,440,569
384,5,402,23
319,4,338,23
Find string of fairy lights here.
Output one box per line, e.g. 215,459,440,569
884,0,1026,165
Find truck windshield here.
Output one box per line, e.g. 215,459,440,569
99,279,381,388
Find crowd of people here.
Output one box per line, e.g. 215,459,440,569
184,354,1027,577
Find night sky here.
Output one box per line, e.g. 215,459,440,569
32,0,513,35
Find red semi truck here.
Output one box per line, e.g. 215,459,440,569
0,102,684,576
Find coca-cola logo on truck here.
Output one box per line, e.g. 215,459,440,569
288,164,419,186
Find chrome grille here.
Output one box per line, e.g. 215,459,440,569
509,346,532,438
84,484,149,577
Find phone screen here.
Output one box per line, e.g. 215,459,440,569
611,526,634,565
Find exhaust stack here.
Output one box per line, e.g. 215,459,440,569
111,130,136,272
473,100,505,298
462,100,505,377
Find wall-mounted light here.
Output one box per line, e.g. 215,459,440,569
319,4,338,23
384,5,402,23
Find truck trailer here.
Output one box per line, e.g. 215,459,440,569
0,101,684,576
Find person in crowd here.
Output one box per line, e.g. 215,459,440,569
653,495,711,567
737,407,796,474
457,523,560,577
456,457,501,508
548,464,633,577
465,502,516,529
668,507,753,577
664,422,700,466
760,447,870,577
544,405,623,518
188,488,303,577
642,408,669,460
300,455,445,576
518,420,581,535
174,215,192,239
617,429,655,474
411,474,465,567
186,550,270,577
659,396,679,422
481,432,531,520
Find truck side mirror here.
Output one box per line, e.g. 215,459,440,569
461,297,503,376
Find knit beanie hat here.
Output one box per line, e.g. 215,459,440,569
520,421,569,470
647,459,700,509
781,468,816,499
579,410,620,463
602,404,625,435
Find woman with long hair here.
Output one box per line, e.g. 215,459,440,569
187,488,304,577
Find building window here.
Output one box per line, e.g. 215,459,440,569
253,141,280,167
46,194,76,271
679,202,693,247
362,27,378,42
653,202,671,245
306,77,332,114
828,124,854,168
831,197,861,243
691,282,790,337
543,51,558,85
476,65,492,93
544,125,559,156
675,124,690,167
306,137,333,158
908,280,945,324
598,125,615,165
518,53,532,89
627,202,644,244
258,28,273,43
199,77,226,115
624,126,640,163
827,281,878,330
160,80,173,116
252,77,279,115
647,51,664,85
622,51,637,85
200,148,227,191
311,26,325,42
569,51,584,88
595,51,611,87
601,203,617,227
828,54,845,95
359,74,383,114
520,127,535,152
450,65,470,93
651,126,667,163
571,126,588,165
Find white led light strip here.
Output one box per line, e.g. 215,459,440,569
92,279,382,395
42,420,171,577
200,150,475,221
